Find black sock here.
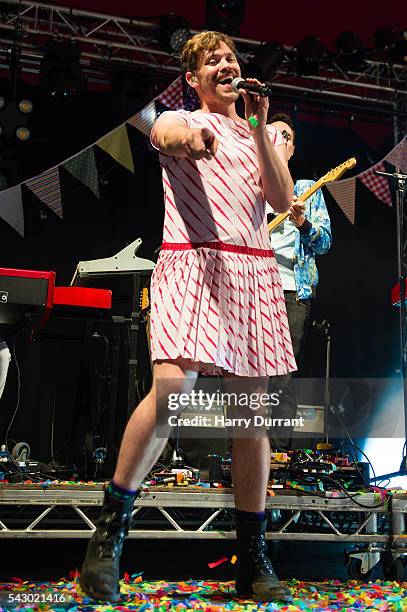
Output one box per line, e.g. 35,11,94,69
107,480,139,502
235,508,266,522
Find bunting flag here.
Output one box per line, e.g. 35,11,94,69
26,167,63,217
96,124,134,173
156,76,184,110
358,160,392,207
127,101,157,137
63,147,100,198
0,184,24,236
385,136,407,172
325,177,356,224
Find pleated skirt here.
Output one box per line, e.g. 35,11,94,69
149,247,297,377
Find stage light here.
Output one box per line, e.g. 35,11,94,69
334,31,366,71
18,99,33,114
158,15,192,55
247,42,285,80
0,97,32,141
296,35,324,76
39,41,84,105
205,0,246,35
374,26,407,64
374,26,399,52
15,126,30,141
0,96,5,111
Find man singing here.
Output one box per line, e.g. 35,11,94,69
80,31,295,603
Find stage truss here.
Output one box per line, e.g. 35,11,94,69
0,486,391,542
0,0,405,123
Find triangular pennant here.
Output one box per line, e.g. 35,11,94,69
385,136,407,173
0,184,24,236
25,167,63,217
358,160,392,207
325,177,356,224
97,124,134,173
127,101,157,136
156,76,184,110
63,147,100,198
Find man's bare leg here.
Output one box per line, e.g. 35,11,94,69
231,436,270,511
224,375,270,512
80,357,198,601
224,374,291,603
113,358,198,490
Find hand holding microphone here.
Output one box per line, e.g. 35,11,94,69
232,77,270,129
231,78,272,97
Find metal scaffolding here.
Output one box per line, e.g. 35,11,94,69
0,0,405,117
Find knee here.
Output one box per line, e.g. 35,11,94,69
143,377,195,416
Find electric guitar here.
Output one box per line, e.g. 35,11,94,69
268,157,357,233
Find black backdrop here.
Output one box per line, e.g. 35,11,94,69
0,78,400,475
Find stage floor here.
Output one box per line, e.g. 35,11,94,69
0,576,406,611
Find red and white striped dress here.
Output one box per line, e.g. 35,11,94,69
150,110,296,377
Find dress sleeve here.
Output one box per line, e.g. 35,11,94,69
150,109,190,150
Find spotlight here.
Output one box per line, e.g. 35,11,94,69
334,31,366,71
39,41,84,105
205,0,246,35
15,125,30,141
18,99,33,114
374,25,399,52
158,15,192,55
247,42,285,80
296,35,324,76
374,26,407,63
0,97,32,141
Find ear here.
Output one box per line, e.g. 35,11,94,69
185,71,198,89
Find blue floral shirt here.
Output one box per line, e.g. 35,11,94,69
269,179,332,300
292,179,332,299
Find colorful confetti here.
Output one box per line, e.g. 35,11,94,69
0,576,406,611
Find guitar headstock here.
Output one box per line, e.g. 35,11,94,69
321,157,357,184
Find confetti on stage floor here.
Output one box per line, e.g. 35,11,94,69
1,576,407,611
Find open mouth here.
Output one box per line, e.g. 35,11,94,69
218,77,233,85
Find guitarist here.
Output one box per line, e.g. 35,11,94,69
267,113,332,449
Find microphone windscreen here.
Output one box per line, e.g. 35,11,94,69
231,77,244,93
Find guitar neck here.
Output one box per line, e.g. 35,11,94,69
267,179,323,233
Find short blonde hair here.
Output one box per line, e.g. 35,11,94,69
180,31,236,74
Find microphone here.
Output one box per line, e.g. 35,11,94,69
231,77,272,97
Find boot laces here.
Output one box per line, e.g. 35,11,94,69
248,535,275,575
98,511,131,559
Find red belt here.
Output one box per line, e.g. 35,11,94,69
161,241,275,258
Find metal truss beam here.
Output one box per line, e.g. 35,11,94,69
0,0,405,114
0,488,390,542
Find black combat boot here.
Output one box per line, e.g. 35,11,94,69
79,485,137,601
235,516,292,602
